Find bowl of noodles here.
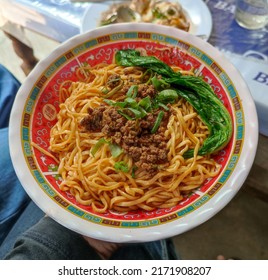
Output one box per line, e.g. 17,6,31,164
9,23,258,242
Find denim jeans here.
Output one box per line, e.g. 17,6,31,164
0,64,21,128
0,64,179,260
0,65,33,246
2,215,178,260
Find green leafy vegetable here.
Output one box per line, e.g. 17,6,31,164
115,49,233,157
156,89,178,104
151,76,170,90
115,49,179,78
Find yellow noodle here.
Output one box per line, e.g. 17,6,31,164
49,63,221,212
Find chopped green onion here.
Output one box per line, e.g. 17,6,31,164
138,96,152,112
91,138,123,158
124,97,139,109
151,111,164,134
131,165,138,178
104,80,124,98
104,99,115,106
158,102,170,111
138,107,148,118
127,108,143,118
126,85,138,98
101,87,109,94
118,107,146,120
114,161,129,173
104,99,126,108
107,78,121,85
109,143,123,158
91,138,107,156
118,110,133,120
105,85,157,120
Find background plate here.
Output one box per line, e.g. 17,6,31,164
80,0,213,40
9,23,257,243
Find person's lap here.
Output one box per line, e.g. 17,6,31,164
0,64,21,128
0,64,46,257
0,127,34,244
0,65,34,246
0,201,44,259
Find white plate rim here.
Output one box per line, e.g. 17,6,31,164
9,23,258,243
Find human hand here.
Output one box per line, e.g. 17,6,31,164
83,236,122,259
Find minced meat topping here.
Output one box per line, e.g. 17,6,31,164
80,85,172,177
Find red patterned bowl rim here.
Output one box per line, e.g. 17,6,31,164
9,23,258,242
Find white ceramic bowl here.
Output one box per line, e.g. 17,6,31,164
9,23,258,242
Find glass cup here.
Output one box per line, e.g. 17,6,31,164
235,0,268,29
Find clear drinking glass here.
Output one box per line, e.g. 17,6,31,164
235,0,268,29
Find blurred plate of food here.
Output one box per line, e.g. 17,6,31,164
80,0,213,40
